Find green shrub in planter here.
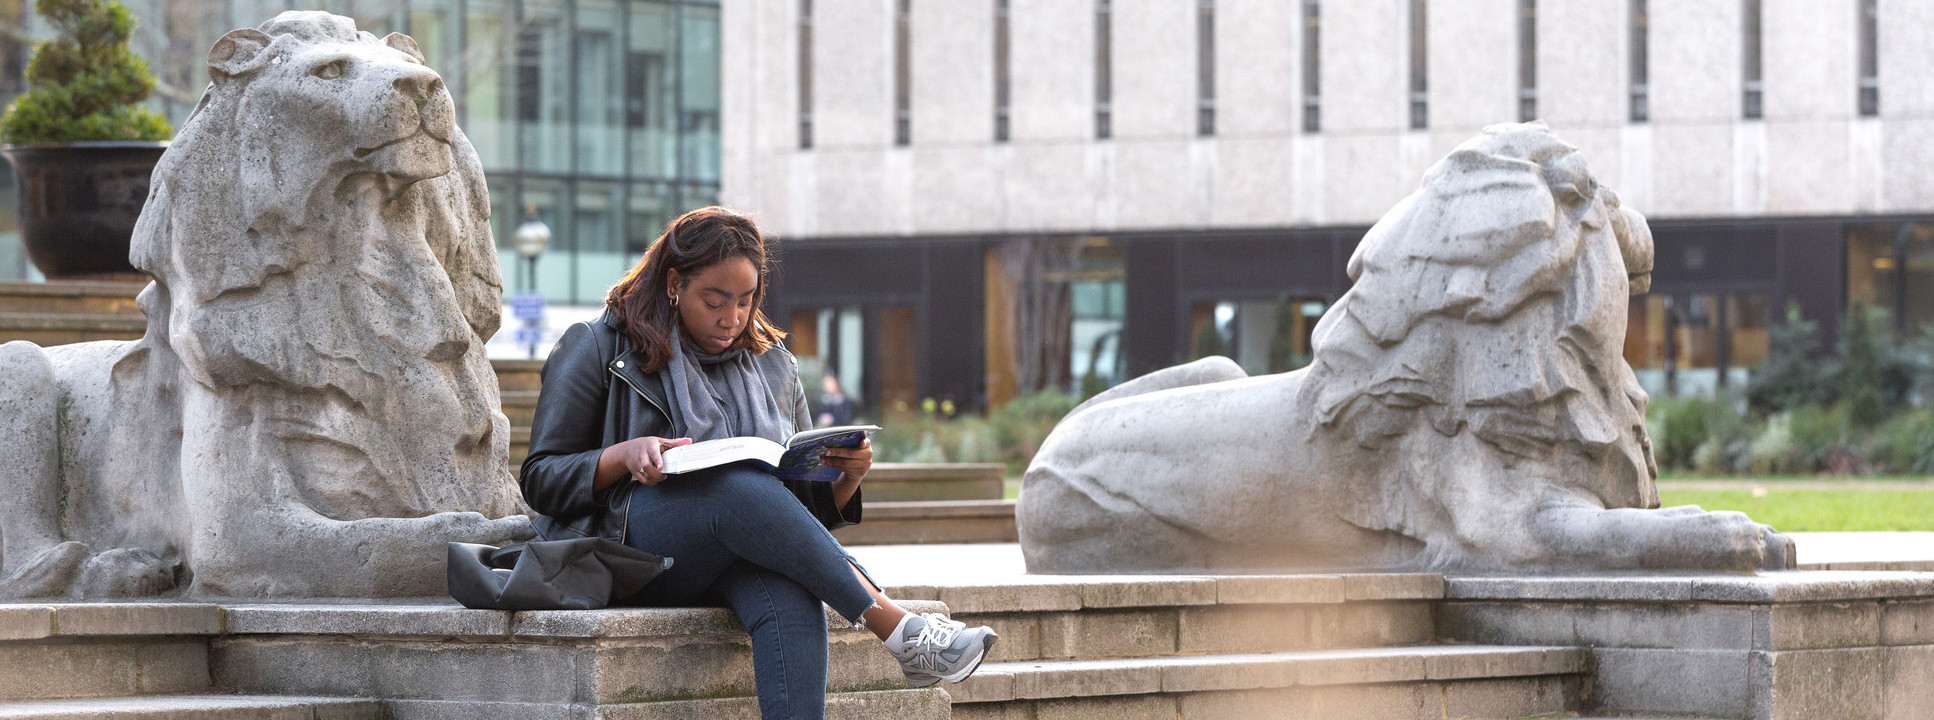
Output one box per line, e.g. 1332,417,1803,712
0,0,171,143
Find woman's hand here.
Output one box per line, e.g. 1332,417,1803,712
595,436,693,490
823,439,873,482
825,439,872,510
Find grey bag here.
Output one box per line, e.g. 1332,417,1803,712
447,538,672,610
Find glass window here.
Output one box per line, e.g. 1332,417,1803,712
798,0,813,149
1847,224,1895,315
630,1,676,179
577,0,624,176
521,179,573,303
465,0,517,170
627,182,675,255
680,4,722,183
407,0,460,99
518,0,570,174
894,0,910,145
574,181,627,302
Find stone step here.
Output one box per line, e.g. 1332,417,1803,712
0,694,382,719
500,390,539,425
212,602,949,718
0,604,221,702
948,644,1586,720
0,280,146,316
0,312,146,345
494,359,545,392
886,574,1444,664
862,463,1005,502
834,500,1019,546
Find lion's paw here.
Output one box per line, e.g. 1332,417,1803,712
76,547,179,598
420,511,534,547
0,540,90,599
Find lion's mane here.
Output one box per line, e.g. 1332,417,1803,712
1301,123,1659,554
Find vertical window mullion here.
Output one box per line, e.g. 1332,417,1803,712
1408,0,1426,130
1518,0,1536,122
1302,0,1320,133
798,0,813,149
1198,0,1214,136
995,0,1009,142
1096,0,1111,139
1859,0,1878,116
1742,0,1762,119
894,0,910,145
1630,0,1647,123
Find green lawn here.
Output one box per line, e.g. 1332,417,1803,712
1658,488,1934,532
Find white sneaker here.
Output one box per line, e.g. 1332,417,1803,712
888,612,999,687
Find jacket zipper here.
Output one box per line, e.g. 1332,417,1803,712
606,365,671,547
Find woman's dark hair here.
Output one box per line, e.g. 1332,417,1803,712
606,206,786,372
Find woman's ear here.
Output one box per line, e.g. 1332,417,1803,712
665,269,683,299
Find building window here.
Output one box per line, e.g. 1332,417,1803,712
893,0,911,146
995,0,1010,142
1849,224,1934,337
1518,0,1536,122
1859,0,1878,116
1408,0,1426,129
798,0,813,149
1197,0,1215,136
1302,0,1320,133
1629,0,1647,123
1742,0,1762,119
1096,0,1112,139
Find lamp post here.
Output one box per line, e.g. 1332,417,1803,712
512,206,551,359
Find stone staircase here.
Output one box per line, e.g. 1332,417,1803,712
885,573,1591,719
0,600,951,720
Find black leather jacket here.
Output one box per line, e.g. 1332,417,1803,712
519,313,862,544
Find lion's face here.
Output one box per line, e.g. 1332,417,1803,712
204,13,456,201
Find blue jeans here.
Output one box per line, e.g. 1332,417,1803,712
621,464,878,720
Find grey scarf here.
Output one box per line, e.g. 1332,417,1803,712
661,331,790,444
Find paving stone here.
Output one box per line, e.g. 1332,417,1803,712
1031,694,1175,720
215,636,581,704
1303,682,1435,720
0,640,142,701
1036,609,1176,660
593,688,951,720
1339,574,1444,601
1158,655,1298,694
47,604,221,637
1692,572,1934,604
1078,578,1215,609
224,604,508,637
949,668,1017,703
953,612,1040,662
947,702,1033,720
1176,688,1316,719
1446,576,1697,602
1284,648,1427,686
133,640,211,694
0,607,53,641
1177,605,1314,654
1313,601,1432,648
1420,645,1584,680
1213,575,1345,605
581,636,754,703
510,607,745,638
939,584,1084,614
1004,658,1163,700
1882,645,1934,720
0,695,380,720
381,699,576,720
1439,676,1579,719
1881,599,1934,646
1753,601,1881,650
1591,648,1750,719
1750,647,1884,720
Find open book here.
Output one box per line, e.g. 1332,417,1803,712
658,425,881,482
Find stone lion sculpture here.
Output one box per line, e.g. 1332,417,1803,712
1019,123,1793,575
0,12,529,599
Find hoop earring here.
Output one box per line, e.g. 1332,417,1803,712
669,294,679,308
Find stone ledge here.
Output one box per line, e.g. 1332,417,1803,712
951,645,1585,703
890,573,1445,614
0,694,379,719
1447,571,1934,604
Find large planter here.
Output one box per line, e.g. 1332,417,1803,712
1,141,167,280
